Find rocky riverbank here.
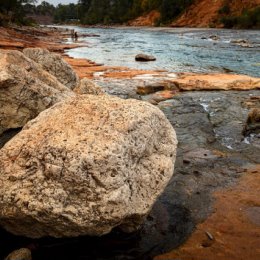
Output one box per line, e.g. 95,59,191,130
0,25,259,260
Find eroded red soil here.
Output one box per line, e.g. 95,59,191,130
155,166,260,260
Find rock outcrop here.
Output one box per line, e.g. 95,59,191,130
172,0,260,28
171,73,260,91
135,54,156,62
74,78,105,95
0,95,177,238
243,108,260,136
136,83,165,95
23,48,79,89
0,49,74,136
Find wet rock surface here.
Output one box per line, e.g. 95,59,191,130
1,86,259,259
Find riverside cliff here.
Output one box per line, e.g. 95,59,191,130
129,0,260,28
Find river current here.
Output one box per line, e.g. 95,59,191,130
62,26,260,77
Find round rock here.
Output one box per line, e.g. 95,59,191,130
135,54,156,62
0,95,177,238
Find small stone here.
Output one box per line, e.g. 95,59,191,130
135,54,156,62
183,159,191,164
4,248,32,260
209,35,220,41
205,231,214,240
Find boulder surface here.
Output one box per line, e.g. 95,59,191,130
23,48,79,89
0,49,74,135
0,95,177,238
74,78,105,95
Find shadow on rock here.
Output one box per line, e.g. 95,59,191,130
0,200,194,260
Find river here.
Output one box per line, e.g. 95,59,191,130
60,26,260,77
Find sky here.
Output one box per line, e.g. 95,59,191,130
38,0,78,6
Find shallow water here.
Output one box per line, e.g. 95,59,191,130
61,26,260,77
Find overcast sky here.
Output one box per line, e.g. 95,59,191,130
38,0,78,6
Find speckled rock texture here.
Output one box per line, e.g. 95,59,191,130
0,95,177,238
0,49,74,135
4,248,32,260
23,48,79,90
74,78,105,95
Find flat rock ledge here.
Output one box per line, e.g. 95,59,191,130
0,95,177,238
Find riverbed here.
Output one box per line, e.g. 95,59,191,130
60,26,260,77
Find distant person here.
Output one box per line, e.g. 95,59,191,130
74,31,78,41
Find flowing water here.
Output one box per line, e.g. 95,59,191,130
62,26,260,77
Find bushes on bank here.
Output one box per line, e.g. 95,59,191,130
220,7,260,29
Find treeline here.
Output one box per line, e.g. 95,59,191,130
0,0,193,25
0,0,56,25
218,4,260,29
1,0,258,28
50,0,194,25
77,0,194,25
0,0,36,25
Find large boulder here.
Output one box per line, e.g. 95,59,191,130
74,78,105,95
0,95,177,238
0,49,75,135
23,48,79,90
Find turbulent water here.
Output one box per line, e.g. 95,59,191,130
62,26,260,77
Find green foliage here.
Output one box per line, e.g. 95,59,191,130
54,4,79,23
78,0,194,25
0,12,10,25
220,16,237,28
221,7,260,29
218,4,230,15
152,0,193,25
0,0,36,25
35,1,55,16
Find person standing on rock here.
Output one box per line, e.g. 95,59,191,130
74,31,78,41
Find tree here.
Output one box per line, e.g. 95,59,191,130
36,1,55,15
0,0,36,24
54,3,79,23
